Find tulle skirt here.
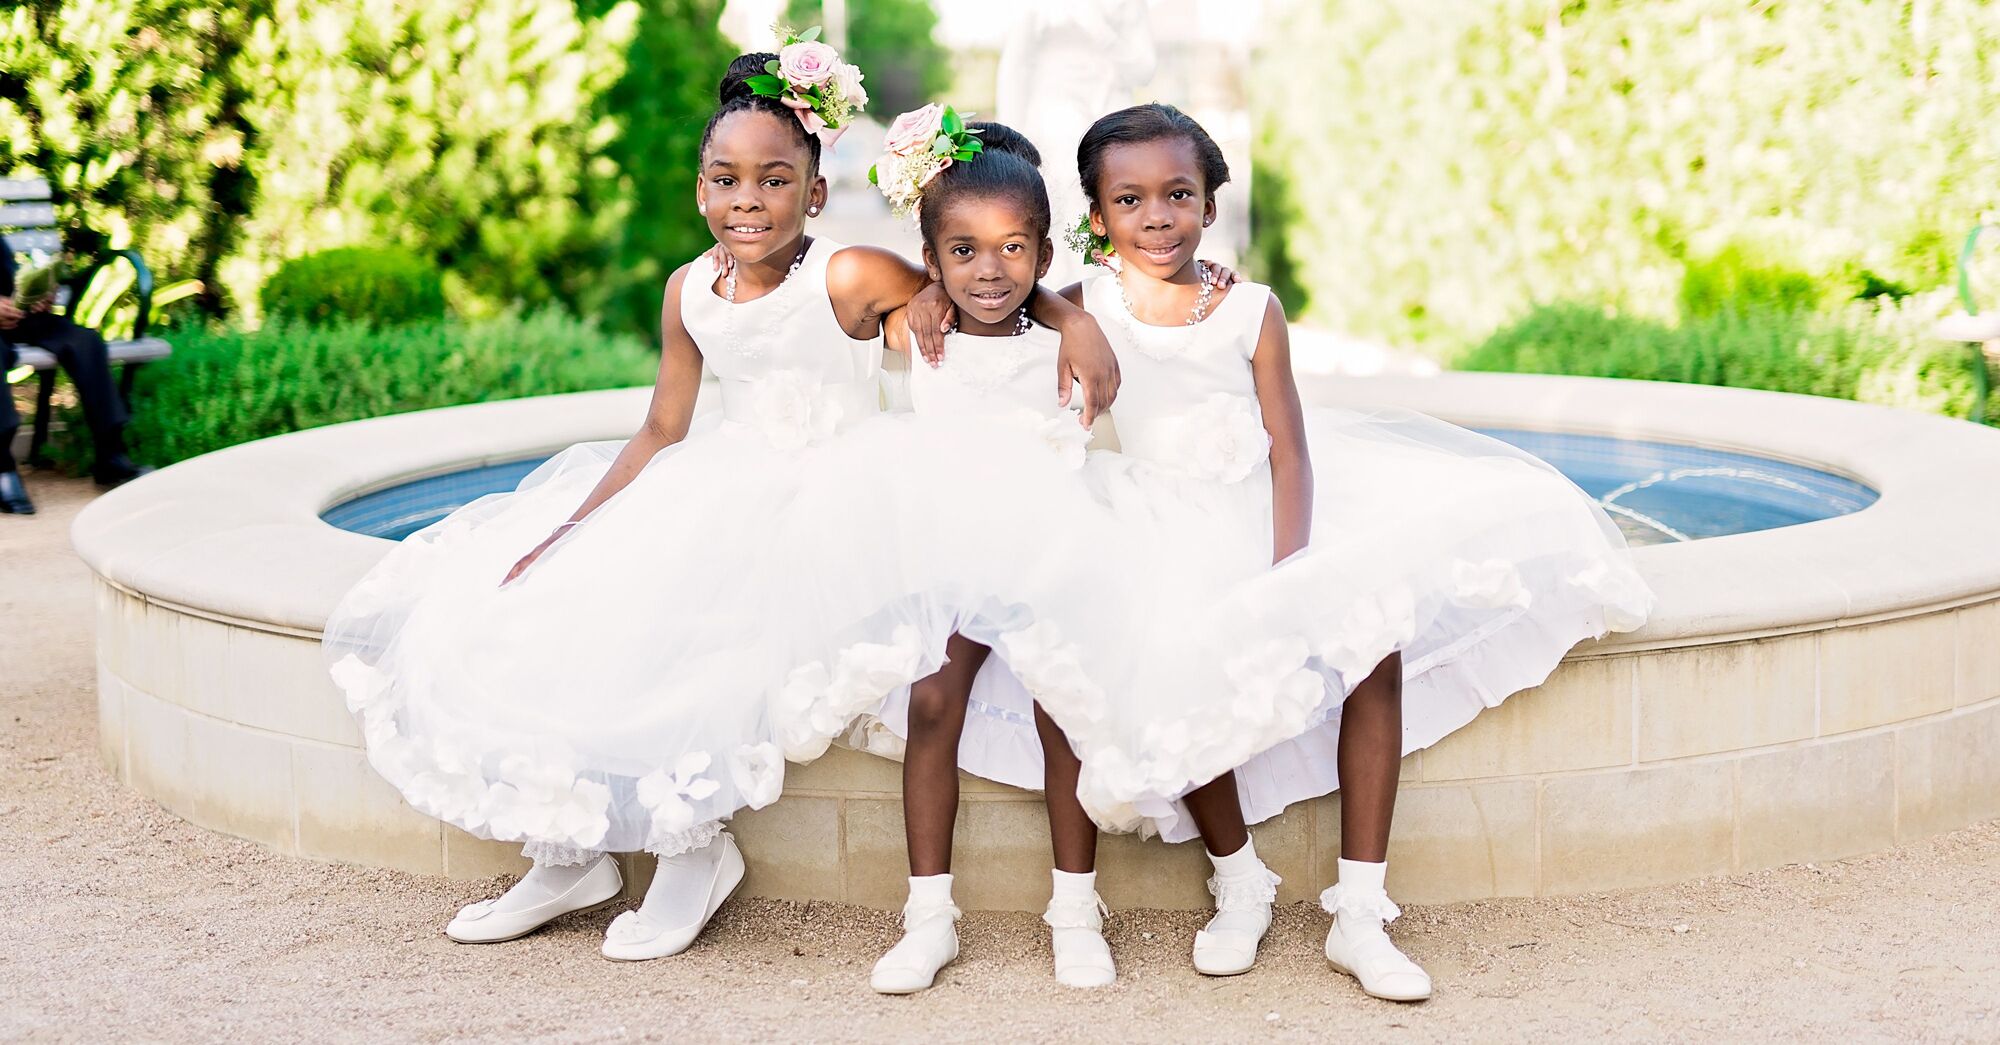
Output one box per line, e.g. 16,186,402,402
321,409,1125,856
890,406,1656,842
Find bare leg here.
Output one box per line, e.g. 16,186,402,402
903,633,989,876
1033,703,1097,873
1181,771,1250,858
1337,651,1404,862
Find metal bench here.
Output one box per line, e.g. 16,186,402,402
3,176,170,465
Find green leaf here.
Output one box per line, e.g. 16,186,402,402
746,75,785,97
941,107,963,135
963,138,984,154
800,25,822,43
765,60,782,76
932,135,954,156
868,165,880,186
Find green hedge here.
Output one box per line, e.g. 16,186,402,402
1253,0,2000,350
1460,296,1996,423
261,247,446,326
2,1,736,332
48,311,655,472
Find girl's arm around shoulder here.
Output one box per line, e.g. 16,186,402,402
825,244,931,340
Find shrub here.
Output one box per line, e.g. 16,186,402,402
1458,295,1997,422
47,311,655,472
1254,0,2000,350
260,247,447,326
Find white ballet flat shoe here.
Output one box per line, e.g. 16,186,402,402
1192,865,1278,976
446,854,623,944
1044,893,1115,988
600,833,745,961
870,903,962,994
1321,884,1432,1002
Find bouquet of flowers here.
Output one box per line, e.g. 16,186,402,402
743,25,868,147
10,251,69,311
868,104,983,218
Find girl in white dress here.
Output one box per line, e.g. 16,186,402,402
1054,104,1654,999
320,48,1121,962
907,104,1652,999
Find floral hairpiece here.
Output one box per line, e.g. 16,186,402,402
1064,214,1117,268
868,104,984,218
745,25,867,148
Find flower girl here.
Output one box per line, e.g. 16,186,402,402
321,39,1118,961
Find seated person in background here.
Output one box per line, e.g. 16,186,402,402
1,233,152,516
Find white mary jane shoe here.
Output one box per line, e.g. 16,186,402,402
445,854,623,944
871,903,962,994
1045,894,1116,988
600,833,746,961
1321,884,1433,1002
1191,865,1278,976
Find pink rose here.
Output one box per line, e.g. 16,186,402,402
883,104,945,157
780,95,837,144
778,41,839,88
832,62,868,108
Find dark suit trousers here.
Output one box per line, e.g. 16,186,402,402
1,312,128,470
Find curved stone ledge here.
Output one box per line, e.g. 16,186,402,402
73,375,2000,909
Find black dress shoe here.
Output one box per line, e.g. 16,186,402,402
93,455,155,489
0,470,35,515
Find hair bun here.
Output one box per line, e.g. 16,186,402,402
966,121,1042,169
718,52,778,104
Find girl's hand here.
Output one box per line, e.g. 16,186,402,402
1054,316,1120,425
903,282,955,367
500,526,570,588
1203,261,1246,287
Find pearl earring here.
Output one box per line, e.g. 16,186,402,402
809,206,820,216
698,203,707,215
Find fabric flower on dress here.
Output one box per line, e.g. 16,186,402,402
999,620,1109,725
826,625,927,719
637,751,725,837
729,742,786,810
481,755,612,850
1315,586,1420,682
1450,558,1530,610
1568,557,1654,631
841,715,908,759
1181,393,1271,483
329,654,391,717
746,369,841,451
1033,410,1091,470
774,660,842,760
1225,636,1325,733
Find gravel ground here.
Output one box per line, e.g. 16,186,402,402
3,474,1997,1043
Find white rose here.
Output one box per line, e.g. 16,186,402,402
832,62,868,108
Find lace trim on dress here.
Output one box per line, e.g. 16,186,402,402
644,819,725,860
522,841,600,867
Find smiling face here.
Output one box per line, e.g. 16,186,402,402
923,195,1053,335
696,109,828,267
1087,137,1218,282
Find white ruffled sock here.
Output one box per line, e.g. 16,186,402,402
1336,857,1388,897
1046,869,1114,988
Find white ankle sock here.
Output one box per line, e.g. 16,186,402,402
489,857,600,914
1208,837,1262,877
1337,857,1388,897
1051,868,1097,899
632,835,725,928
909,872,956,909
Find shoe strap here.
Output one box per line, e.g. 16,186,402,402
1206,865,1281,910
1320,881,1402,925
1042,894,1108,931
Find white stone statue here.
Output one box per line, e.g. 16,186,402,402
996,0,1159,286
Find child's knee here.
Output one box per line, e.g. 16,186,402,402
906,680,966,734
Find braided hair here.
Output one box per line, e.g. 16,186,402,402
700,53,823,174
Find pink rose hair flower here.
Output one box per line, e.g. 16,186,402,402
743,26,866,148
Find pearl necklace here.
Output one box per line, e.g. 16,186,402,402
1116,261,1214,359
946,306,1032,337
720,238,812,359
